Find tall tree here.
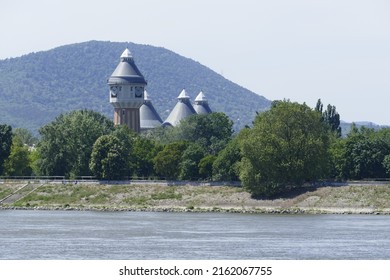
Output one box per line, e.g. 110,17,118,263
38,110,114,178
0,124,12,175
315,99,342,137
239,100,331,197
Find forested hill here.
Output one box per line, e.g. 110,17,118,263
0,41,271,134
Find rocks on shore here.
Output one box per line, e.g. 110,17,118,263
1,205,389,215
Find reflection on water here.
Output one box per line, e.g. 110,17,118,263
0,210,389,259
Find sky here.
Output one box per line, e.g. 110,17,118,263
1,0,390,124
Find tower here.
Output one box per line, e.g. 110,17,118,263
193,90,212,114
163,89,197,127
108,48,147,133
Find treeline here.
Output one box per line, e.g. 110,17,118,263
1,100,390,197
0,110,234,182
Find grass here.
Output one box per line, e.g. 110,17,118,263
3,182,390,213
0,183,27,200
310,185,390,208
0,188,14,200
13,184,107,207
123,196,149,206
151,187,182,200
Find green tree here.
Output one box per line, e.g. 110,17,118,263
328,137,348,180
212,137,241,181
111,125,137,177
382,155,390,176
153,141,188,179
315,99,342,137
130,137,162,178
29,149,41,176
173,112,234,155
38,110,114,178
0,124,13,175
142,126,177,145
198,155,217,180
144,112,234,157
239,100,331,197
179,143,205,180
111,125,136,149
13,128,38,146
3,136,31,176
340,126,390,179
89,134,130,180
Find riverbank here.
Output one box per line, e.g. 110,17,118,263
1,182,390,214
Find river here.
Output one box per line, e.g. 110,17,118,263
0,210,389,259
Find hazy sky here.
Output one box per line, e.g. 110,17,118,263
1,0,389,124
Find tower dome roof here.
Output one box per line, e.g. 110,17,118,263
120,48,133,59
193,91,212,114
140,90,163,129
108,48,147,85
163,89,197,127
195,90,207,102
177,88,190,99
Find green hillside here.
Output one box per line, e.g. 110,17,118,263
0,41,271,134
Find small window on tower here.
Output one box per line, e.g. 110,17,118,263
135,87,142,98
122,109,125,115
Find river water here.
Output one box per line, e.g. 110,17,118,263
0,210,389,259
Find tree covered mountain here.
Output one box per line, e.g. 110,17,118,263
0,41,271,134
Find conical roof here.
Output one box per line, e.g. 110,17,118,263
140,90,163,129
120,48,132,59
177,88,190,99
163,89,197,127
108,48,147,85
193,91,212,114
194,91,207,102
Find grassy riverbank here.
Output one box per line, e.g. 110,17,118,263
1,182,390,214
